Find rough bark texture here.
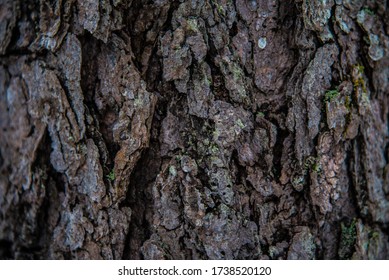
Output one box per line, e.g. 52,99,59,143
0,0,389,260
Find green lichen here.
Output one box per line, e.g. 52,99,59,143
219,203,231,215
304,156,321,173
220,61,248,104
169,165,177,177
268,246,278,259
345,95,352,111
352,65,367,92
356,64,364,74
362,7,375,16
231,64,243,81
339,219,357,259
186,18,199,32
107,169,115,181
212,128,220,140
324,89,340,102
361,91,370,104
214,2,225,16
370,230,379,240
209,144,219,154
256,112,265,118
175,154,183,163
235,119,245,129
134,98,143,107
352,64,369,105
187,138,194,147
79,144,88,155
204,76,212,87
312,162,321,173
291,175,305,191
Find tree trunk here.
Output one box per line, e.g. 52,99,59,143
0,0,388,260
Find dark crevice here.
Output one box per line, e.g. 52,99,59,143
353,136,370,221
122,137,162,259
272,126,288,182
122,92,164,259
0,240,13,259
230,149,248,186
145,51,163,92
79,33,116,169
273,227,291,245
17,128,57,259
128,0,179,79
204,50,229,102
0,48,48,59
229,21,238,38
345,143,362,221
0,149,3,169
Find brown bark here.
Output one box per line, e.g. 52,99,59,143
0,0,388,259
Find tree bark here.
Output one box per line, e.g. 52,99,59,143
0,0,388,260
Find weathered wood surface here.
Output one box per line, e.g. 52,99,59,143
0,0,388,259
